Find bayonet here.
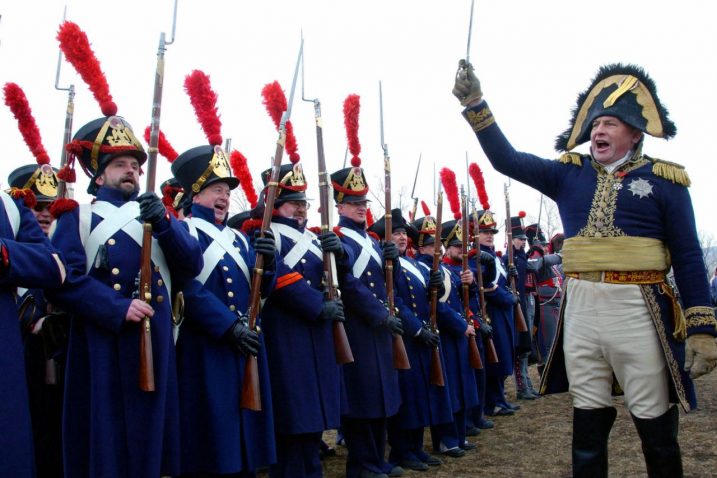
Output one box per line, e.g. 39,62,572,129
409,153,422,220
54,5,75,199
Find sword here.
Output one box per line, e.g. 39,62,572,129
466,0,475,64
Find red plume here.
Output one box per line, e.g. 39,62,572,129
230,150,258,208
366,208,374,227
57,21,117,116
421,200,431,216
143,126,178,162
439,167,461,220
184,70,222,146
3,83,50,165
261,81,300,164
519,210,526,218
468,162,490,210
343,94,361,167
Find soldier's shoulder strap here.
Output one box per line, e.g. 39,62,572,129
645,156,691,187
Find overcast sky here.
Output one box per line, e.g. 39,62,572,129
1,0,715,242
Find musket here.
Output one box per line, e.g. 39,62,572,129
504,182,529,333
408,153,422,221
301,37,353,365
461,186,483,370
242,38,304,410
428,183,445,386
470,207,499,364
379,81,410,370
137,0,179,393
54,6,74,200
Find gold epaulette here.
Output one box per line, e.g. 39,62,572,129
648,156,691,187
556,152,583,167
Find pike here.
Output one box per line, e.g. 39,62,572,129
54,6,74,200
504,182,529,334
242,38,304,410
408,153,422,221
461,185,483,369
379,81,410,370
428,182,445,386
137,0,179,393
301,37,353,365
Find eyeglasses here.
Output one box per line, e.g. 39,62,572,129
287,200,311,210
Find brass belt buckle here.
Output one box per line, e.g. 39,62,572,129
581,271,603,282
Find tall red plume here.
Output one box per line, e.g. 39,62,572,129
366,208,374,227
261,81,300,164
184,70,222,146
421,200,431,216
230,150,258,208
343,94,361,167
143,126,178,162
3,83,50,165
57,21,117,116
468,162,490,210
439,167,461,220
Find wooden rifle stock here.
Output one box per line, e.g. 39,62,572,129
503,186,529,333
471,212,499,364
428,191,445,386
138,223,155,392
461,189,483,370
311,99,353,364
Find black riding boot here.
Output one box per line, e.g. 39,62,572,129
572,407,617,478
631,406,683,478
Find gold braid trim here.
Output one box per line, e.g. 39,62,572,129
464,105,496,133
557,153,583,166
649,157,691,187
562,236,669,273
684,306,717,330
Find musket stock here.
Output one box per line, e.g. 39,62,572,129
471,209,499,364
461,188,483,370
138,223,156,391
504,184,529,333
428,188,445,386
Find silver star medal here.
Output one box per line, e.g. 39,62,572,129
627,178,653,198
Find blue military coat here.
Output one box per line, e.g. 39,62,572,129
48,186,201,478
0,192,65,478
335,216,400,419
393,255,452,429
177,203,276,473
259,215,342,435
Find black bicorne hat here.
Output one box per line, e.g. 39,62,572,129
171,145,239,197
441,220,463,248
261,163,308,205
555,63,676,152
69,116,147,195
510,215,527,239
410,215,438,247
525,223,547,246
8,164,59,202
368,208,413,238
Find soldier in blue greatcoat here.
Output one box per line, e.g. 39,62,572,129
455,60,717,477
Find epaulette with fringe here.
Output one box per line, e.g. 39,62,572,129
49,198,79,218
332,226,344,237
308,226,322,235
241,218,263,235
556,152,583,167
647,156,691,187
9,188,37,209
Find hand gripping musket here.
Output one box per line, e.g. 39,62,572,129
461,186,483,370
504,182,529,333
428,184,445,386
137,0,179,393
54,6,74,200
242,39,304,411
379,81,410,370
408,153,422,221
301,41,353,365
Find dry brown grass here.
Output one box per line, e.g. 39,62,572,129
315,366,717,477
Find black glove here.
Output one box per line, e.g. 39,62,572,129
319,231,344,258
511,293,520,305
479,251,494,265
318,299,345,322
383,314,404,336
254,230,276,267
383,241,399,262
417,326,440,348
508,265,519,279
477,321,493,338
137,192,168,227
428,269,446,297
40,313,71,353
227,317,260,357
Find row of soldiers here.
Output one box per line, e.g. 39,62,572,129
3,103,563,478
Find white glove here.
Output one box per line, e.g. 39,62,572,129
453,59,483,106
684,334,717,379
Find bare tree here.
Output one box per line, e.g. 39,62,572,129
698,230,717,279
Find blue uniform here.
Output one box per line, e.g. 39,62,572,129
464,101,717,409
47,186,201,478
261,216,341,478
335,216,400,477
177,203,276,474
0,192,65,478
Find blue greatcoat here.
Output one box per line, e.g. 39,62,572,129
335,216,400,419
177,203,276,474
393,255,452,429
262,215,342,434
0,192,65,478
47,186,201,478
464,101,717,409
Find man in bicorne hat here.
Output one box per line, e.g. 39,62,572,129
455,61,717,476
171,143,277,477
47,115,202,478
